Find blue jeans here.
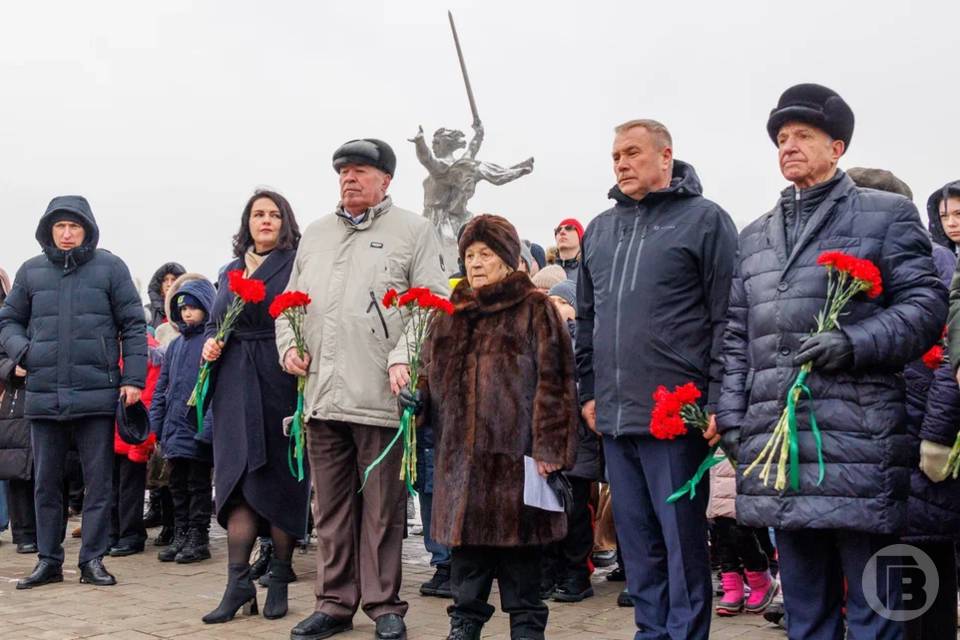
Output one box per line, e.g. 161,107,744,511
0,479,9,532
415,446,450,567
604,434,712,640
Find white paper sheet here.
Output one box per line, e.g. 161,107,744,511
523,455,564,512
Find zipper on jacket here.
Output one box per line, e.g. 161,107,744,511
367,291,390,339
628,225,649,291
613,215,641,436
100,336,115,384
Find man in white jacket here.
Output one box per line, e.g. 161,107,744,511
277,138,448,640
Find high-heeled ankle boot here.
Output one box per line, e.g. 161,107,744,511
263,559,295,620
202,563,258,624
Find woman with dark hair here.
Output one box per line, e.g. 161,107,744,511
199,190,308,624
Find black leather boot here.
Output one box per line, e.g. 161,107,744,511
202,563,258,624
79,558,117,586
446,617,482,640
158,527,187,562
176,528,211,564
262,559,295,619
249,537,273,582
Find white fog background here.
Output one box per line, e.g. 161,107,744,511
1,0,956,291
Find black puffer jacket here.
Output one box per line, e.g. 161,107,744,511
576,161,738,438
0,196,147,421
0,346,30,480
717,173,947,535
146,262,185,328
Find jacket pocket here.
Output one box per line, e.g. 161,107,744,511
818,237,861,249
366,290,390,340
100,337,115,384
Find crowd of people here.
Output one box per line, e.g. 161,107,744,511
1,81,960,640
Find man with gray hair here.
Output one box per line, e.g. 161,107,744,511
576,119,738,639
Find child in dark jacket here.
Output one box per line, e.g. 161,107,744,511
149,277,216,564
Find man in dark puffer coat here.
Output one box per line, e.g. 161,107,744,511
0,195,147,589
716,85,947,639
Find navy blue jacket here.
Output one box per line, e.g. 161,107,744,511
576,161,738,438
149,278,216,461
717,174,947,535
0,196,147,420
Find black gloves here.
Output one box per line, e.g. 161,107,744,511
720,428,741,464
793,331,853,372
398,387,424,416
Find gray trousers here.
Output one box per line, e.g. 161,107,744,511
32,417,114,566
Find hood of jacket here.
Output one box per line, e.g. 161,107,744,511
927,180,960,252
169,277,216,335
607,159,703,206
36,195,100,270
147,262,186,313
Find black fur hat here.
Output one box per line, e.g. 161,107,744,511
332,138,396,176
767,83,854,152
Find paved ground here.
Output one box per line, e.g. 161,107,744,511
0,515,786,639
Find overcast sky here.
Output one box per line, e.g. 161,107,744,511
2,1,956,293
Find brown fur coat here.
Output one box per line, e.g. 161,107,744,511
422,271,578,547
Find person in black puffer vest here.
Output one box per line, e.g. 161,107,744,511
717,85,947,638
0,195,147,589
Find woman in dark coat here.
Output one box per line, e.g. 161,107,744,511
200,190,308,624
416,215,577,640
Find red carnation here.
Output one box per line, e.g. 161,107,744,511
269,291,312,319
227,269,267,304
922,345,944,370
651,412,688,440
673,382,702,405
382,289,399,308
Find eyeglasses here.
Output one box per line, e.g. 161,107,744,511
555,224,578,235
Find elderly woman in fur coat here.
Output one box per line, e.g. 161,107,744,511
409,214,578,640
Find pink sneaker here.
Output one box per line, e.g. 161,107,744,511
715,572,744,616
744,569,780,613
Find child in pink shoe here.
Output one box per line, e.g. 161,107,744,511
707,452,779,616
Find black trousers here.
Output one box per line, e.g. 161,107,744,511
449,545,548,640
7,477,37,544
904,539,958,640
32,417,114,566
543,477,593,581
713,516,768,574
168,457,212,531
110,455,147,547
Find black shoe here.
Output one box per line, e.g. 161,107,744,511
109,542,145,557
16,542,38,554
16,560,63,590
154,525,175,547
553,575,594,603
419,564,452,598
763,603,786,627
158,527,188,562
290,611,353,639
250,537,274,581
446,617,482,640
142,503,162,529
374,613,406,640
79,558,117,586
175,528,211,564
605,566,625,582
263,559,295,620
591,549,617,568
202,563,258,624
539,576,556,600
617,588,632,607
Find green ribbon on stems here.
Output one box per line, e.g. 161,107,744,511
287,376,307,482
192,365,211,431
666,443,726,503
784,369,825,490
359,406,417,497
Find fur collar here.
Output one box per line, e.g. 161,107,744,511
452,271,538,315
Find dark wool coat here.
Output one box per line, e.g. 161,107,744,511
0,346,30,480
206,249,308,538
0,196,147,420
149,278,216,462
717,173,947,535
423,272,578,548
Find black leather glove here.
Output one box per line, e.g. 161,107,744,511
720,428,741,465
398,387,424,416
793,331,853,372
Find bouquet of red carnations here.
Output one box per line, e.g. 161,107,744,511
188,270,266,430
269,291,312,481
650,382,725,503
744,251,882,491
360,287,453,496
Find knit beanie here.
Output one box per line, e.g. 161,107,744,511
458,214,521,271
548,279,577,308
531,265,567,290
556,217,585,240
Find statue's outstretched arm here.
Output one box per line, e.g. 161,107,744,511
478,157,534,185
409,126,442,175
